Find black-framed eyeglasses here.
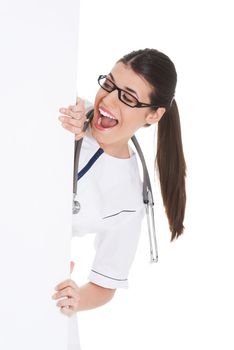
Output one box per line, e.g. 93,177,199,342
98,75,160,109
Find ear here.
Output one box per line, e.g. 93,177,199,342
145,107,166,125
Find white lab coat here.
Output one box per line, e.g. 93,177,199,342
68,126,145,349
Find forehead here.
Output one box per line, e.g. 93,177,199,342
110,62,153,98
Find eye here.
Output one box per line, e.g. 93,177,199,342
122,92,136,104
102,78,115,91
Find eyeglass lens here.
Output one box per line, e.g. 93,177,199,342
99,76,139,107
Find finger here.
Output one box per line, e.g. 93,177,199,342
76,96,85,108
62,123,83,134
55,279,78,291
59,107,82,119
68,106,85,115
69,97,85,113
59,106,84,116
57,297,75,308
52,287,79,301
70,101,85,113
59,107,72,116
60,306,75,317
75,132,85,141
55,287,74,298
59,116,84,127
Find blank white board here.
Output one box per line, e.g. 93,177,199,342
0,1,80,349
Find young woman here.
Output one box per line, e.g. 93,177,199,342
52,48,186,349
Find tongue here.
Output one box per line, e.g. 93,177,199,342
100,116,118,128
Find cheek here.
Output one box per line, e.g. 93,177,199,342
124,110,146,129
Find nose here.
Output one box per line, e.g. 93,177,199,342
103,88,119,106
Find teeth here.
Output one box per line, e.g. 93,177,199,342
99,108,117,120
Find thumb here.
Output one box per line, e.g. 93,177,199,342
76,96,85,107
70,261,75,274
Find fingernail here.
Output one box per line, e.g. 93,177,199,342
59,116,64,121
60,108,66,113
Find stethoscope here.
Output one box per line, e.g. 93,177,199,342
72,109,158,263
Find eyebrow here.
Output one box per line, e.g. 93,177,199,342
109,72,139,98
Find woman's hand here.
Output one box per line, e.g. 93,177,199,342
52,261,79,316
58,97,86,141
52,261,80,317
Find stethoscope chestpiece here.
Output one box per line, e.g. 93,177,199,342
72,193,81,214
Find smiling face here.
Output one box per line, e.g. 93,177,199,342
91,62,165,158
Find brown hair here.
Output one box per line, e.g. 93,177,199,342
119,48,186,241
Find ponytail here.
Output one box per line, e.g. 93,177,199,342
156,100,186,241
119,48,186,240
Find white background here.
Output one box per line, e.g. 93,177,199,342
71,0,234,349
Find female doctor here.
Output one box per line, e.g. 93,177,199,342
52,48,186,322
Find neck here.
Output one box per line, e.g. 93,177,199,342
98,142,130,159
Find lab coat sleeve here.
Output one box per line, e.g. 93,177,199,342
88,206,145,289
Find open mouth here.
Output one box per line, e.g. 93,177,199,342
97,108,119,129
